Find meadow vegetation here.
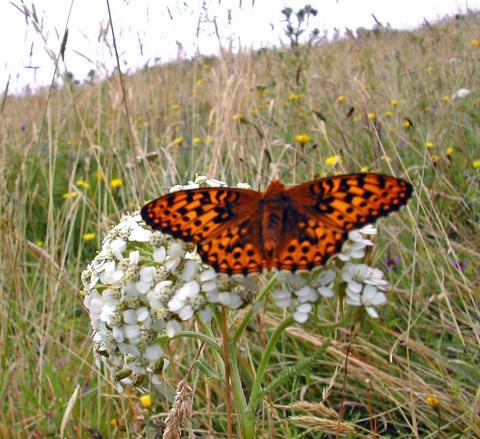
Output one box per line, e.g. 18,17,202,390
0,9,479,438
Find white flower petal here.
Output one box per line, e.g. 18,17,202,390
181,260,199,281
144,344,164,363
365,306,379,318
293,311,310,323
153,246,167,262
110,238,127,259
198,308,213,323
318,286,334,298
200,268,217,282
124,324,141,341
168,242,185,258
166,320,181,337
168,296,185,313
176,281,200,300
178,305,194,321
123,309,138,325
137,307,150,322
129,227,152,242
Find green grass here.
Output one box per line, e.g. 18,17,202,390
1,10,479,438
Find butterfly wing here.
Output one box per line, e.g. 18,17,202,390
196,217,265,275
141,187,260,243
274,173,412,272
274,208,347,272
286,173,412,233
141,187,265,275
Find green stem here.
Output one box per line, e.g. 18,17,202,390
232,274,278,345
229,349,255,438
247,316,296,411
158,331,222,355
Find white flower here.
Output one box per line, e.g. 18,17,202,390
342,263,388,289
338,227,374,261
166,320,181,337
361,285,387,318
272,288,292,308
451,88,471,99
342,263,389,318
293,303,313,323
129,226,151,242
272,269,336,324
311,269,336,298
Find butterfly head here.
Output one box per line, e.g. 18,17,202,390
264,180,286,196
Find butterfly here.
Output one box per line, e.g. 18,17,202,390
141,174,413,276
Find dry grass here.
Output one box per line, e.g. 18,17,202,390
0,9,479,438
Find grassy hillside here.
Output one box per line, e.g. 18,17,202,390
0,11,479,438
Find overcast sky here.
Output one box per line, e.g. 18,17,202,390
1,0,478,93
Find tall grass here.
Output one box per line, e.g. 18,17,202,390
0,10,479,438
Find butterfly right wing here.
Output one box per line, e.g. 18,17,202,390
286,173,413,233
274,207,347,272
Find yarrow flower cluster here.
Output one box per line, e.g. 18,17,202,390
271,225,389,323
81,176,253,392
82,176,392,392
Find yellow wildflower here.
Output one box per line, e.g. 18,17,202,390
470,39,480,48
63,191,78,200
425,66,434,74
426,395,440,409
402,118,412,129
472,160,480,168
76,179,91,189
195,78,204,85
446,147,455,156
256,85,268,96
83,233,96,241
367,112,376,121
425,142,434,148
336,95,346,103
325,155,341,166
442,95,450,102
204,135,214,144
431,154,439,164
384,111,394,118
423,105,433,113
390,99,399,107
192,137,202,145
294,134,311,145
139,394,152,409
110,418,126,431
35,241,44,247
288,93,303,102
173,135,184,145
360,166,369,173
233,113,246,122
110,178,123,189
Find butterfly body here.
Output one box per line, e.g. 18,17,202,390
259,180,288,263
141,174,412,276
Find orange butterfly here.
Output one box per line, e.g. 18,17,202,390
141,174,412,276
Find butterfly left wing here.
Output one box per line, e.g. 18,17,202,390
286,173,412,233
141,187,261,245
196,217,265,275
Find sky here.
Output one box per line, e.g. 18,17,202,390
1,0,478,94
